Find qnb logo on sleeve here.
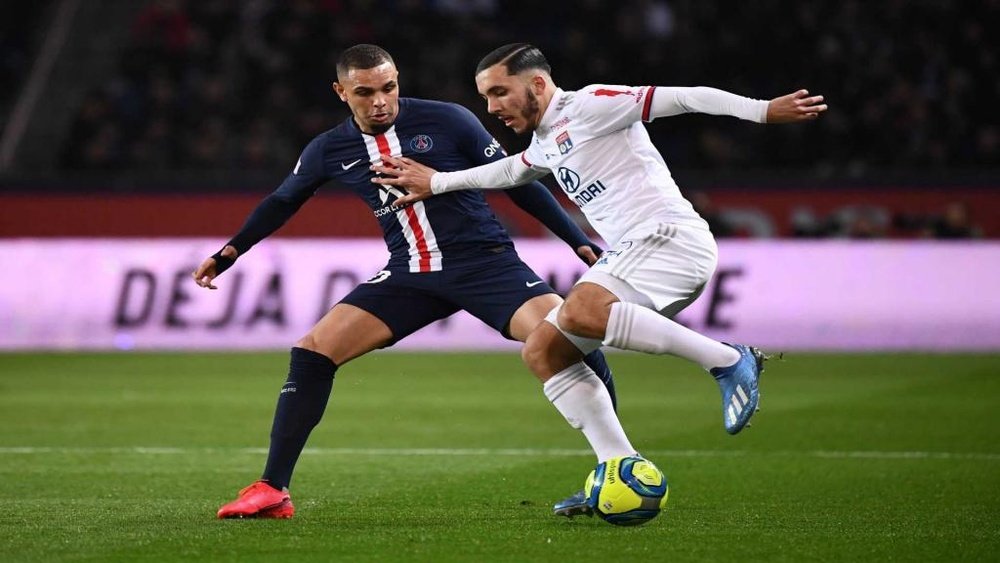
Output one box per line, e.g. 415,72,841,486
484,138,503,158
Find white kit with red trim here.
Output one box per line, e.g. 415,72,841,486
522,85,708,247
363,126,442,272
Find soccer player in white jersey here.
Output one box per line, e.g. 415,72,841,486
374,43,827,516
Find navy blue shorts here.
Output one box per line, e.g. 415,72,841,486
339,250,556,344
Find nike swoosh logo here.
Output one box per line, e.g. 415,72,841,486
526,280,544,288
341,159,363,170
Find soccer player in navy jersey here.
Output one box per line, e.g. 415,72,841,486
193,44,618,519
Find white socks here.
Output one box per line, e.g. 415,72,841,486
543,362,635,461
603,302,740,370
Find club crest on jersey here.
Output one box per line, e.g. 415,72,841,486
410,134,433,153
556,131,573,154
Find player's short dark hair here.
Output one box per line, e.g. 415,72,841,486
475,43,551,76
336,44,394,79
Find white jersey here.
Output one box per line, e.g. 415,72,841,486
522,85,708,247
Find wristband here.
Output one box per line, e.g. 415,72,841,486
211,249,236,276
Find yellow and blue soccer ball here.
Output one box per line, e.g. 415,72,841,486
584,455,669,526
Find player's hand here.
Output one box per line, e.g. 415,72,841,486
192,245,238,290
577,245,600,266
765,89,827,123
370,155,436,207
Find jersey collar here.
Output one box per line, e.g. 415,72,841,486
535,88,565,137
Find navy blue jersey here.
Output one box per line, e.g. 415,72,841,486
278,98,526,272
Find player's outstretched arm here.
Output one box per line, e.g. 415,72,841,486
647,86,826,123
371,156,437,204
374,153,546,207
764,89,827,123
191,136,330,290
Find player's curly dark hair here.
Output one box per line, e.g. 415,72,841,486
336,44,394,79
476,43,551,76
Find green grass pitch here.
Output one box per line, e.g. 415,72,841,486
1,352,999,562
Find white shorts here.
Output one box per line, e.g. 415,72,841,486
577,222,718,316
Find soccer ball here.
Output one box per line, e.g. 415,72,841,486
584,455,669,526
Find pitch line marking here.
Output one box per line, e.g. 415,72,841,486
1,447,998,461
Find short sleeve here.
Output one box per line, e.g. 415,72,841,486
575,84,656,136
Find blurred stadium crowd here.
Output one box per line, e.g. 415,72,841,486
2,0,996,238
46,0,997,175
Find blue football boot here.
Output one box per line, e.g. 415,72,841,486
553,490,592,518
710,344,767,435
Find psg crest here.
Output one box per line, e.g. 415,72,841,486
410,134,433,153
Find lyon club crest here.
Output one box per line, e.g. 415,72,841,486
556,131,573,154
410,134,433,153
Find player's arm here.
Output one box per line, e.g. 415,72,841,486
373,152,545,207
442,106,600,263
648,87,826,123
193,138,328,289
505,181,602,264
577,84,826,136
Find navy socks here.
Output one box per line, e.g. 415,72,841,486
583,350,618,411
261,347,337,490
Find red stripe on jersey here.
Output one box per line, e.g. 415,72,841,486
641,86,656,122
593,88,633,97
520,152,533,167
375,133,432,272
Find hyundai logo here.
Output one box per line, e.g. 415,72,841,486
558,167,581,193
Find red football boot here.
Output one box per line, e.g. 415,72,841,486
217,480,294,519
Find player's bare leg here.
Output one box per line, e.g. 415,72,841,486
218,304,392,519
507,293,562,341
297,303,393,365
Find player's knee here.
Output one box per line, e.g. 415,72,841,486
523,324,585,381
294,333,321,353
521,333,548,378
558,299,602,338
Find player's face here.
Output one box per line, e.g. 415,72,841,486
334,62,400,135
476,65,542,134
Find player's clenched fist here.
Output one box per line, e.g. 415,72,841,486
765,89,827,123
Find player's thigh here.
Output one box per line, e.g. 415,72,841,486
298,303,393,365
507,293,563,342
336,270,459,355
448,253,557,340
581,222,718,315
557,282,621,339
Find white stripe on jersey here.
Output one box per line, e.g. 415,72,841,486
363,127,442,272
